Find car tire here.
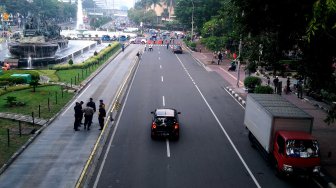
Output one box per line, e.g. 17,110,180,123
151,132,156,140
171,135,179,141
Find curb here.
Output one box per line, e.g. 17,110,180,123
226,87,246,106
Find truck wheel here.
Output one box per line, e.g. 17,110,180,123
151,132,156,140
274,161,284,178
248,131,256,148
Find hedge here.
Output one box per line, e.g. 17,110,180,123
51,42,120,70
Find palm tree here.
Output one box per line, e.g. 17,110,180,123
163,0,175,19
149,0,162,11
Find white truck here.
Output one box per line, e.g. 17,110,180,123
244,94,320,176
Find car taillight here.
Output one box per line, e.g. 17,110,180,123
152,123,157,129
174,123,179,129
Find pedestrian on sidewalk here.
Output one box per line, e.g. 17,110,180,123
87,98,96,113
83,104,94,130
166,41,169,49
73,102,82,131
267,76,270,85
212,51,217,64
98,104,106,130
87,98,96,124
297,78,303,99
79,101,84,125
99,99,105,109
286,77,291,94
273,76,279,93
218,52,223,65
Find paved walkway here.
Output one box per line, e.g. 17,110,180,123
188,48,336,186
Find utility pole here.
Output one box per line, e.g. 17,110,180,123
236,11,244,87
237,37,242,87
191,0,194,42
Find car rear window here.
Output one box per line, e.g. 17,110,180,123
156,109,174,117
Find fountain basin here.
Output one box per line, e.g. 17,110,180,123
8,39,68,59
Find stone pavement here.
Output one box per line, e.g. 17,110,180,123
188,48,336,187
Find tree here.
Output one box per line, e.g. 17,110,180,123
149,0,162,11
30,79,40,92
163,0,176,18
175,0,224,32
162,8,169,20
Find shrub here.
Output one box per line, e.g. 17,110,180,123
254,85,274,94
245,61,257,74
68,59,74,65
244,76,262,89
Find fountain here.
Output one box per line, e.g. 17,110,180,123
27,56,32,69
76,0,84,30
7,14,68,68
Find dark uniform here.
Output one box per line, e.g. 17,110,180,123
98,105,106,130
74,102,82,131
87,98,96,112
83,105,94,130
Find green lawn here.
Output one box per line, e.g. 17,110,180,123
0,85,74,119
0,119,40,167
34,70,59,82
56,67,97,85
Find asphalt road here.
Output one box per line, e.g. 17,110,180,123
91,44,320,188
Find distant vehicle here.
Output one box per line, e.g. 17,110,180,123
172,45,183,54
151,108,181,140
149,29,158,35
66,33,78,40
150,35,157,41
124,27,139,32
119,35,127,41
101,35,111,41
130,37,147,44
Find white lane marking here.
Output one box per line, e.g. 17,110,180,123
162,96,165,107
166,139,171,157
61,84,91,116
161,76,163,82
93,56,141,188
159,56,161,60
175,55,261,188
160,65,162,69
159,51,161,54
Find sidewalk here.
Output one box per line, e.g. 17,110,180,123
189,49,336,186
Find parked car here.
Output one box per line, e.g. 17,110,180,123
172,45,183,54
101,35,111,41
119,35,127,41
151,108,181,140
130,37,147,44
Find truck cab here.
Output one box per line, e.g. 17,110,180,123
273,131,320,176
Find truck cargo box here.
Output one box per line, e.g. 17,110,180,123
244,94,313,153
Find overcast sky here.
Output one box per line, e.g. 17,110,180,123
114,0,134,9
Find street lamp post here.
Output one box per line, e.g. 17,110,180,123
191,0,194,42
237,38,242,87
236,11,244,87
